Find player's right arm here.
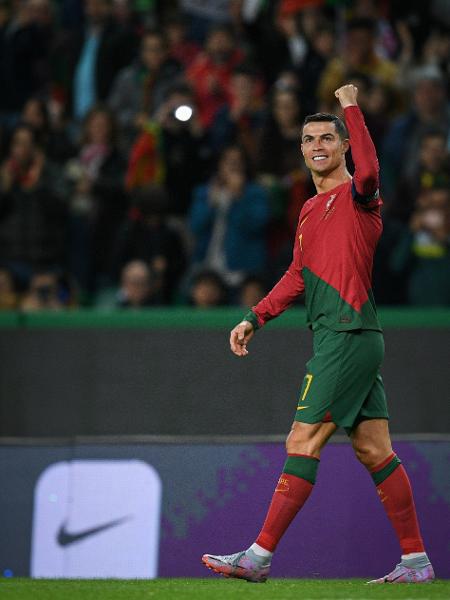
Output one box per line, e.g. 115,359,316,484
230,219,305,356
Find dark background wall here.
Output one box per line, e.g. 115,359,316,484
0,309,449,436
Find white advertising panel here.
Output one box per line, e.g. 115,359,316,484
31,460,161,578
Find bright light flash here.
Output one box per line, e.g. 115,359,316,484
174,105,193,121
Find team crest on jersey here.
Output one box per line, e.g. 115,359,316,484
323,194,336,219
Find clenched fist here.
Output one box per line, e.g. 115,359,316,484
334,84,358,108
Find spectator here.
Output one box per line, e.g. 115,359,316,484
116,259,162,307
210,64,266,166
109,28,182,150
422,27,450,77
63,0,137,121
239,275,267,308
339,73,393,152
0,267,18,309
0,1,447,309
153,83,210,214
390,187,450,306
396,23,450,85
21,97,75,164
391,131,450,223
179,0,234,43
299,23,336,115
363,81,395,152
0,0,51,127
190,269,227,308
189,145,270,287
164,15,201,69
241,1,326,86
317,18,398,110
21,270,64,311
257,87,312,257
114,184,186,303
351,0,398,60
187,25,244,128
258,87,303,183
274,5,308,70
274,4,333,72
0,124,67,278
111,0,141,35
381,66,449,202
65,106,127,291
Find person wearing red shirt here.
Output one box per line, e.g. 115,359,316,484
202,85,434,585
186,25,244,128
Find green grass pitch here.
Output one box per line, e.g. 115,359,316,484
0,578,449,600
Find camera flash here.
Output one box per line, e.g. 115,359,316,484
174,105,193,122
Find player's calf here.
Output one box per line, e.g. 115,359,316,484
202,449,321,582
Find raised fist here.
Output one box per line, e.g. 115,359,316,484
334,84,358,108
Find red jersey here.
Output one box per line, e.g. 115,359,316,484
186,50,244,128
248,106,383,332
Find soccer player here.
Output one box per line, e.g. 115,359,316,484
202,84,435,584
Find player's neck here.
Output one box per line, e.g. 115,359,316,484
312,166,351,195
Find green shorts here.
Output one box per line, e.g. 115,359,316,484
294,325,388,435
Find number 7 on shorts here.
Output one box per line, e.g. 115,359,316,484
297,374,313,409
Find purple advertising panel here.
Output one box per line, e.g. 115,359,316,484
157,441,449,579
0,440,448,579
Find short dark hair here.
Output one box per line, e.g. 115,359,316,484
347,18,377,35
301,113,349,140
207,23,234,40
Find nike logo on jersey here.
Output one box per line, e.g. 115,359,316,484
297,406,309,410
56,515,131,547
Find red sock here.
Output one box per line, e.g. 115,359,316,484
374,456,425,554
255,472,314,552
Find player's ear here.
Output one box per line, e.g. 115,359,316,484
342,139,350,154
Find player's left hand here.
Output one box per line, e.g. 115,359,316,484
334,84,358,108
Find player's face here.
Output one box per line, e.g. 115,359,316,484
301,121,349,176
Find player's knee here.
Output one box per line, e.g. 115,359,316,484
352,442,386,470
285,427,321,458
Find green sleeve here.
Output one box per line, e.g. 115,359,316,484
242,310,260,330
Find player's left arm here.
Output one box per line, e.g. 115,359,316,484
335,84,380,207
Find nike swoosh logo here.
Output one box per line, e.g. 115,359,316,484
57,515,131,547
297,406,309,410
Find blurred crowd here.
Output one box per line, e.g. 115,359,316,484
0,0,449,311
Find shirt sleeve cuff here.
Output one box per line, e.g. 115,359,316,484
242,310,260,330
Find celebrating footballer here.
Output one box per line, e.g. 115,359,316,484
202,84,434,584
